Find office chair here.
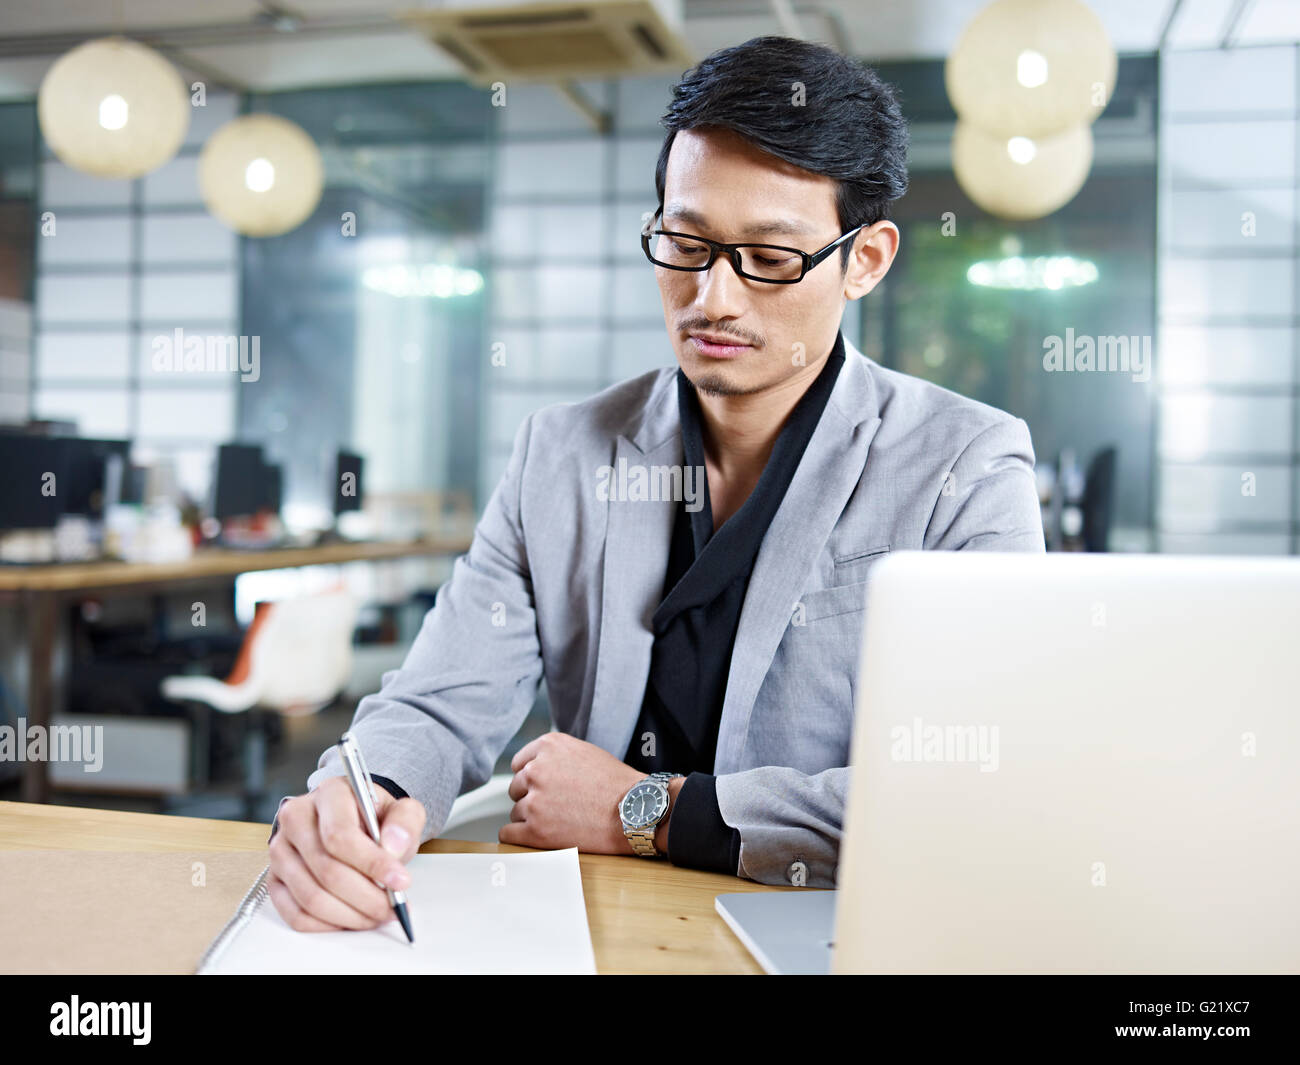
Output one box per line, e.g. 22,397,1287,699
1082,446,1117,552
161,588,358,821
439,774,515,842
439,686,562,843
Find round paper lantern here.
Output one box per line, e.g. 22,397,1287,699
946,0,1117,139
952,120,1093,220
37,37,190,179
198,114,324,237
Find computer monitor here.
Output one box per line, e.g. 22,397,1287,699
61,438,131,517
213,443,265,521
256,462,283,515
121,464,148,506
0,435,70,531
334,450,363,516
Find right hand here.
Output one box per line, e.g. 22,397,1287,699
267,775,426,933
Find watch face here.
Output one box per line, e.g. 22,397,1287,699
621,781,667,829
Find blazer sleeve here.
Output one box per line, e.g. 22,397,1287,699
713,415,1046,886
304,412,544,842
715,765,849,887
923,415,1046,552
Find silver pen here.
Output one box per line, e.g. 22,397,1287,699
337,731,415,943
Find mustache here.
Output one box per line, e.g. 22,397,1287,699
676,318,764,348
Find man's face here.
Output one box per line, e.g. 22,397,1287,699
653,127,849,397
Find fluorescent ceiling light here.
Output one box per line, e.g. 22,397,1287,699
966,255,1099,290
362,264,484,298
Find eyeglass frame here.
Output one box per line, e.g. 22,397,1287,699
641,211,867,285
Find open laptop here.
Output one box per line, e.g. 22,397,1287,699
716,551,1300,974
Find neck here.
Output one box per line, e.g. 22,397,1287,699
694,354,829,479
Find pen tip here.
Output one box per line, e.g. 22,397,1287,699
396,906,415,943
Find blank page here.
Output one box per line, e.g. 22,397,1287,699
201,848,596,974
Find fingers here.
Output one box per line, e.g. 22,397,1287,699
272,832,391,930
294,814,404,925
498,817,557,849
499,821,528,847
267,872,345,933
501,790,534,849
377,797,426,863
314,777,411,892
508,765,530,802
510,737,543,773
268,778,412,933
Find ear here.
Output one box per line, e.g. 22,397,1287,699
842,221,899,301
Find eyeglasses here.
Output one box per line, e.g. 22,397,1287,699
641,217,865,284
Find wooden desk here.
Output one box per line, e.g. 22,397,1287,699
0,801,779,974
0,537,470,803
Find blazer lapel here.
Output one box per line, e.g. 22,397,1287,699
585,372,681,756
713,342,882,773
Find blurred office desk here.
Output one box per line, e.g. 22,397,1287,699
0,537,472,804
0,801,776,974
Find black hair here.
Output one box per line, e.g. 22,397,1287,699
654,36,909,269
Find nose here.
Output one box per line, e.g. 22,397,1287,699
692,251,750,322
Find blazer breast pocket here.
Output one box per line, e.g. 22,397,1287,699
796,579,870,623
792,545,890,625
832,543,891,581
785,546,889,629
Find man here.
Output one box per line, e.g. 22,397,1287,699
266,36,1044,933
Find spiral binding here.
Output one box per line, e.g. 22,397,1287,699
195,865,271,974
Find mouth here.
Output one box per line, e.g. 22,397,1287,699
687,332,753,359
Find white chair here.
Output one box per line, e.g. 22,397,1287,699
162,588,358,821
439,773,514,842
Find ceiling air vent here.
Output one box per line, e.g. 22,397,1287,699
399,0,695,84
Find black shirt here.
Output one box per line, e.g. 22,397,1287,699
624,334,847,873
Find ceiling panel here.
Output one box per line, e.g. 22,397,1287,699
1163,0,1238,48
1237,0,1300,44
182,29,460,91
0,0,264,36
0,0,1294,100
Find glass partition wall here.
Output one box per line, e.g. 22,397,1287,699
239,83,492,528
865,57,1160,551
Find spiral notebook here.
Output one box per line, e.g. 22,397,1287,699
197,848,597,974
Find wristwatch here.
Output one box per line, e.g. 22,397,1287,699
619,771,682,857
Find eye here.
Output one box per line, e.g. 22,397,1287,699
670,238,708,255
755,253,795,267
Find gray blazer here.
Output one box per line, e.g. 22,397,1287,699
307,337,1045,887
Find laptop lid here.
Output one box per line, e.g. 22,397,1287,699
833,551,1300,974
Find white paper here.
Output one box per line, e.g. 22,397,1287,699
203,849,596,975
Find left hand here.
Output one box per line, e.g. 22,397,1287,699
499,732,644,853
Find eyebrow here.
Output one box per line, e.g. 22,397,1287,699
662,204,815,241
